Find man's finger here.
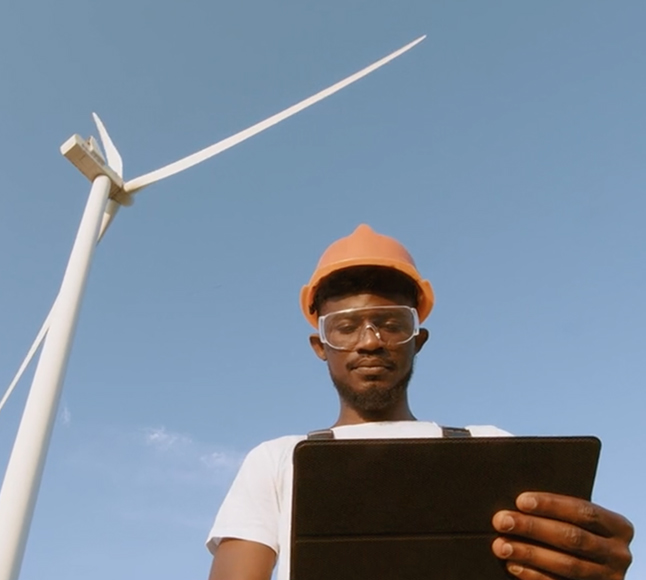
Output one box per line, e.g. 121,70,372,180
515,492,635,542
492,510,610,563
502,562,565,580
492,536,613,580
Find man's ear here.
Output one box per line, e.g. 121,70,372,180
414,328,430,354
309,334,327,361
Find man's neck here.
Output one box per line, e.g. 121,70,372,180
333,403,417,427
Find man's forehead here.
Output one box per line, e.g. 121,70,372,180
319,292,414,315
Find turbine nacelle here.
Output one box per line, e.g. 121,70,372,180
60,134,132,206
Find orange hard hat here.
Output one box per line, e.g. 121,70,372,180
300,224,434,328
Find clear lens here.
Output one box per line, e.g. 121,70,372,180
319,306,419,351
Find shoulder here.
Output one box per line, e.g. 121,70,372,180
465,424,513,437
240,434,307,470
251,433,307,454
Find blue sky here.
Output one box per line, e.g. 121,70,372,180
0,1,644,578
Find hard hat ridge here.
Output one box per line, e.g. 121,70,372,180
300,224,434,328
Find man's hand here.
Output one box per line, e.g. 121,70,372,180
492,492,633,579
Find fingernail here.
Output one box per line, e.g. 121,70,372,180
518,494,537,511
500,515,515,531
500,542,513,558
508,564,523,576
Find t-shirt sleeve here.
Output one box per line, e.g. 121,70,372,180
206,442,279,555
466,424,513,437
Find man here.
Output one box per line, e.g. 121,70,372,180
206,224,633,580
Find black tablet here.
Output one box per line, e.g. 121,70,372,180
291,436,600,580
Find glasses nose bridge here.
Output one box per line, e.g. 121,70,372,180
355,320,382,347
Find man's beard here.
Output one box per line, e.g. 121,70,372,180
330,365,414,415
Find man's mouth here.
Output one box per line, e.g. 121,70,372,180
350,360,394,372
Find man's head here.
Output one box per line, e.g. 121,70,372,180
302,226,433,421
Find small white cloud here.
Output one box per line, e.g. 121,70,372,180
135,426,244,486
142,426,192,451
61,405,71,426
200,450,239,470
63,425,246,529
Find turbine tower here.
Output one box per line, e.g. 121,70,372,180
0,36,425,580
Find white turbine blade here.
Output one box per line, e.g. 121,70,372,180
97,199,121,242
0,308,53,414
0,199,122,416
92,112,124,177
124,35,425,193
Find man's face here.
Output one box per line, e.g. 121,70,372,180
309,292,429,413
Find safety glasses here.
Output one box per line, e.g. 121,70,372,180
318,305,420,351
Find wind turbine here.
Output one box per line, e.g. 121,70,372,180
0,35,425,580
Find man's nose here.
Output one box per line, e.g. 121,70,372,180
355,323,382,350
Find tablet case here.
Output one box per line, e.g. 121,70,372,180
291,436,600,580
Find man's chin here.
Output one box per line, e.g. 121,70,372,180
353,373,390,387
331,371,412,413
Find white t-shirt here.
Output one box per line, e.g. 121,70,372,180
206,421,510,580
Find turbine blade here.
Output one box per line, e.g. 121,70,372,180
0,308,52,414
0,197,123,416
97,199,121,242
124,35,425,193
92,113,124,178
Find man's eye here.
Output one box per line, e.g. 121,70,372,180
373,316,405,331
335,324,358,334
382,322,404,333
